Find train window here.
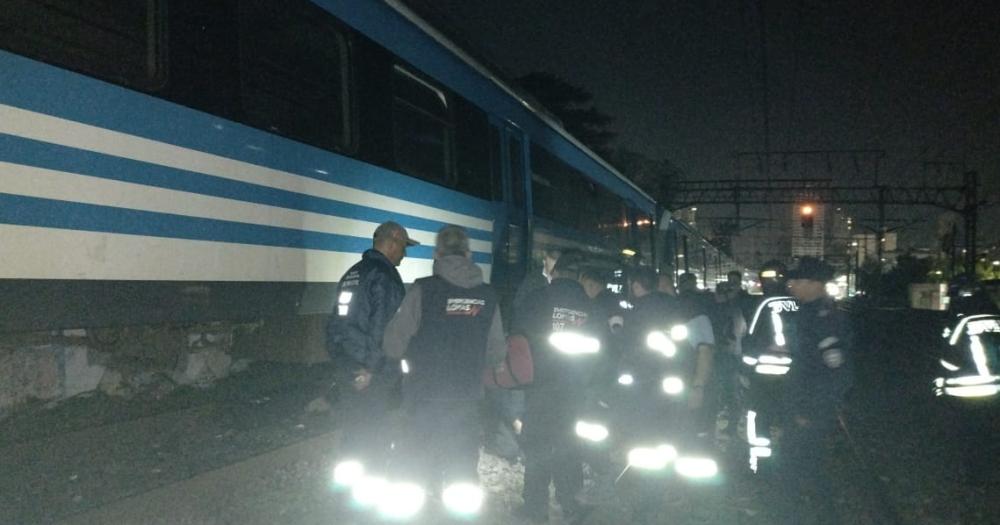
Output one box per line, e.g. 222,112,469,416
238,0,352,152
453,100,492,199
392,65,454,186
530,143,578,227
0,0,166,90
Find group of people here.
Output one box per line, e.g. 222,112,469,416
325,220,853,524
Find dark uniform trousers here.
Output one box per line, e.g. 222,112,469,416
395,398,481,489
773,408,841,525
392,276,497,489
771,297,851,525
521,388,584,513
334,366,399,474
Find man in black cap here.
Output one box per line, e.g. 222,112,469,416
327,221,418,481
773,257,853,524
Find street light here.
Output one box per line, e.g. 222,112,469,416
800,204,815,229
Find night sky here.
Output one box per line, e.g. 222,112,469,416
423,0,999,247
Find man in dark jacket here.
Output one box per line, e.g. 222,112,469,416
327,221,417,480
514,250,599,523
774,257,852,525
382,225,506,495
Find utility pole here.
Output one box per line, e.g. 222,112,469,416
963,171,978,277
755,0,771,174
876,186,886,273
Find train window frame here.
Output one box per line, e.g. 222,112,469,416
0,0,168,92
237,0,354,154
391,64,456,187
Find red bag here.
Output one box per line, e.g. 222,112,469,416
483,335,534,389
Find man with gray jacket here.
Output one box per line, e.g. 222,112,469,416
383,225,506,497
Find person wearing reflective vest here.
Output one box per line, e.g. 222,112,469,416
382,225,506,491
327,221,417,477
512,250,599,523
775,257,853,525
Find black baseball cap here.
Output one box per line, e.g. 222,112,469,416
786,257,834,282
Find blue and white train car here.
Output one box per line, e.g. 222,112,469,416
0,0,656,345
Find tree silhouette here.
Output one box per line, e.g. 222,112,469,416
516,72,617,157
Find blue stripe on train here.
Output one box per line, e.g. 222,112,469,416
0,193,493,265
0,50,497,221
0,134,495,241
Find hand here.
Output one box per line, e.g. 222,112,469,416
688,385,705,410
352,368,372,391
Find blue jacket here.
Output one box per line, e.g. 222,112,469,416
327,249,405,372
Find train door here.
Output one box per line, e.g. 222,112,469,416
489,120,530,321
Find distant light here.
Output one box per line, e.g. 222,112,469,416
691,207,698,211
618,373,635,386
800,204,814,216
851,241,859,247
761,270,777,278
993,260,1000,266
622,248,637,257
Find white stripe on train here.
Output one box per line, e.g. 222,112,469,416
0,103,493,232
0,224,491,283
0,161,492,255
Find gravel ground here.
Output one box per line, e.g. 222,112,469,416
1,362,339,524
7,308,999,525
